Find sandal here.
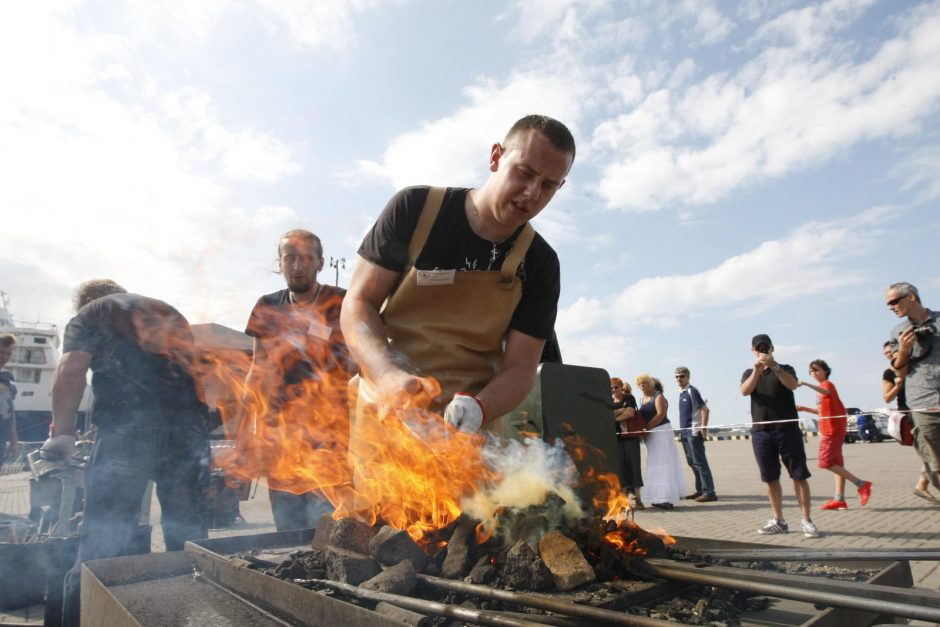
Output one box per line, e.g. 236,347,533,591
632,499,645,510
914,488,940,504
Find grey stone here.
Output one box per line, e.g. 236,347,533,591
324,546,381,585
328,518,378,554
310,514,335,550
368,525,429,571
360,559,417,595
441,520,476,579
502,538,554,591
538,531,596,591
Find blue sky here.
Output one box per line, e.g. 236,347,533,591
2,0,939,427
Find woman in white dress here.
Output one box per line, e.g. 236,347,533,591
635,373,686,509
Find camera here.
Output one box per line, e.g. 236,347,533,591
912,319,938,339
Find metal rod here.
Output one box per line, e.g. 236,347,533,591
193,572,293,626
302,578,549,627
647,559,940,623
687,548,940,562
418,574,676,627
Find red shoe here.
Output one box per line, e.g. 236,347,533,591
858,481,872,507
820,499,848,510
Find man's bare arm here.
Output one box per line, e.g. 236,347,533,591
474,329,544,421
51,350,91,435
340,257,437,400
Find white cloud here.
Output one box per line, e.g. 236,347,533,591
351,72,590,189
595,1,940,211
0,2,306,332
557,207,886,336
898,144,940,202
251,0,385,50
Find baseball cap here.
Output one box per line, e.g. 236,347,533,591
751,334,773,349
675,366,690,376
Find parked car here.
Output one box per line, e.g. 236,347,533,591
845,408,891,443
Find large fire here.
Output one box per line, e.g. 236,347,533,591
194,306,669,555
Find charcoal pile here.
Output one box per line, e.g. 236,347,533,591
230,497,770,625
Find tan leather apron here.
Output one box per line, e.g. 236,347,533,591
347,187,535,505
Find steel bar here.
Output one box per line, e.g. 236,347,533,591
688,548,940,562
647,559,940,623
302,578,550,627
418,574,676,626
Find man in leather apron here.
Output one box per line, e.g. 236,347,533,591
341,115,575,452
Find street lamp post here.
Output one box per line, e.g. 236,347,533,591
329,257,346,287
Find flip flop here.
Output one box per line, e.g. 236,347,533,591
913,488,940,504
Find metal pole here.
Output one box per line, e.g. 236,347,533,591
648,559,940,623
301,578,547,627
687,548,940,562
417,575,675,626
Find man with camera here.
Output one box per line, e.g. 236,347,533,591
741,334,819,538
886,282,940,490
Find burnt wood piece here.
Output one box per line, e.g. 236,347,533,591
418,575,676,626
360,559,418,595
441,520,477,579
469,554,497,585
324,546,381,585
368,525,429,571
502,539,553,591
647,558,940,623
328,518,378,554
272,549,326,580
538,532,596,591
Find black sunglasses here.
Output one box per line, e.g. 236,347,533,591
886,297,903,307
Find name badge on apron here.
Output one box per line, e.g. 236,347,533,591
416,269,456,286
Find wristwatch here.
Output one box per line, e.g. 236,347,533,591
770,363,781,373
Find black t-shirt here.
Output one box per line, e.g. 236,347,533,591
741,364,799,430
356,186,561,340
245,287,352,388
882,368,909,411
63,293,206,424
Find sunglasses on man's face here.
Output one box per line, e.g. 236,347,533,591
886,296,903,307
754,345,770,353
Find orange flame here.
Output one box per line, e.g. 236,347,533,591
184,304,672,553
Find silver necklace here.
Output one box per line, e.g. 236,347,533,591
472,206,500,269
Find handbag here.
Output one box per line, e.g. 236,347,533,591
619,411,647,439
887,411,914,446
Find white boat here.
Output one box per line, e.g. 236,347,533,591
0,292,62,441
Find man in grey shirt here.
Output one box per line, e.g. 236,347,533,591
886,282,940,490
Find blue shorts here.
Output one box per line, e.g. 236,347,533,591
751,427,811,483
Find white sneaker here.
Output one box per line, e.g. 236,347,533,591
801,520,820,538
757,519,788,534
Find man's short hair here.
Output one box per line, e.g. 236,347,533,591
0,333,16,348
888,282,920,303
504,114,576,161
675,366,690,376
74,279,127,311
278,229,323,259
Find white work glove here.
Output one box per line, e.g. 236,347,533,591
40,435,76,461
443,393,485,433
